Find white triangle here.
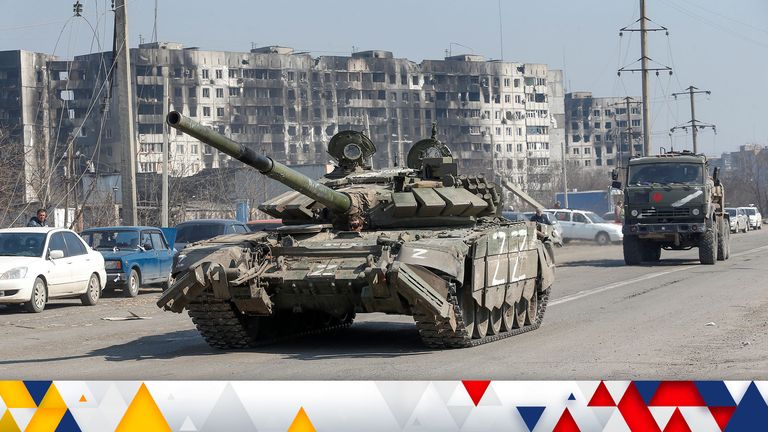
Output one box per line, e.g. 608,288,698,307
168,394,175,400
446,385,473,406
590,407,616,428
680,407,720,432
604,381,631,405
180,416,198,431
84,382,111,405
375,382,430,428
447,405,473,428
603,407,631,432
754,382,768,404
649,406,676,430
0,395,6,412
55,382,97,408
114,382,142,406
724,381,751,405
412,417,421,426
431,382,460,405
8,408,36,431
479,385,502,406
200,383,255,432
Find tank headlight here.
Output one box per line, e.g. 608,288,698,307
630,209,639,217
343,143,363,160
692,208,700,216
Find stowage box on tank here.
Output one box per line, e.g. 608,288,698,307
157,111,555,348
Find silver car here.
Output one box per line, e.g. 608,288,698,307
546,209,624,245
738,206,762,230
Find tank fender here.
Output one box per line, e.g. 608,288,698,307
536,243,555,291
386,262,456,325
397,242,467,281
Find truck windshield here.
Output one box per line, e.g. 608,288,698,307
628,163,703,185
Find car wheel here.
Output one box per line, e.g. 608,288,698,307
80,273,101,306
25,277,47,313
125,269,140,297
595,232,611,246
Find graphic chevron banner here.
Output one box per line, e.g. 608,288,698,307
1,380,766,431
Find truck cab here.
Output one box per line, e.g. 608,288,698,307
618,151,729,265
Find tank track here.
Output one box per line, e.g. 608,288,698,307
413,287,550,349
188,293,354,349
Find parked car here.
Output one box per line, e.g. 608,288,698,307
601,211,622,224
0,227,106,312
725,208,748,233
80,226,175,297
522,211,564,247
739,206,762,230
246,219,282,232
174,219,249,250
545,209,624,245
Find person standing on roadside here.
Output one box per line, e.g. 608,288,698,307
27,208,49,227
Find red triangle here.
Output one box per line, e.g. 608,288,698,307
649,382,705,406
588,382,616,407
461,380,491,406
709,406,736,431
663,408,692,432
618,382,661,432
553,407,581,432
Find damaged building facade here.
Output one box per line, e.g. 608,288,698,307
564,91,644,170
2,44,565,214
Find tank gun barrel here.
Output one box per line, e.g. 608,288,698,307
166,111,351,213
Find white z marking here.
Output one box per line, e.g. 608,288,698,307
410,248,428,259
671,190,703,207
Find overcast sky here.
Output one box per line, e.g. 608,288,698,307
2,0,767,155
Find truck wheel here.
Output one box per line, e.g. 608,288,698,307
623,235,642,265
699,223,718,265
717,218,729,261
641,243,661,262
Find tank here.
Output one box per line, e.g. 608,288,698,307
157,111,555,348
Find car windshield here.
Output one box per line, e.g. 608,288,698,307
0,233,46,257
176,224,225,243
523,212,552,224
726,209,737,217
628,163,703,185
744,208,756,216
585,212,607,223
81,230,140,250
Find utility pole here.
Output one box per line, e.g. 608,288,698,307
618,0,672,156
161,75,169,227
609,97,642,163
670,86,715,154
561,136,568,208
114,0,138,225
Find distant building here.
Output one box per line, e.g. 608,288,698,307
565,92,644,170
1,43,565,209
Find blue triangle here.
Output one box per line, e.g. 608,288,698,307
23,381,52,406
55,409,82,432
517,406,546,431
634,381,660,405
568,393,576,401
725,382,768,432
695,381,736,407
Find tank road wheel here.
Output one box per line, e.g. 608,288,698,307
501,303,516,332
699,222,718,265
489,307,503,335
623,235,642,265
525,289,539,326
717,218,729,261
513,299,527,329
460,288,476,337
474,303,490,339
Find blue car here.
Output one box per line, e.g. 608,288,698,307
80,226,176,297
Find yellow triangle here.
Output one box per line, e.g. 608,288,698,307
25,407,67,432
287,407,316,432
79,395,87,403
0,410,21,432
38,384,67,409
115,383,171,432
0,381,36,408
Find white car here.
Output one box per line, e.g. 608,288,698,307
545,209,624,245
725,208,748,233
0,227,106,313
739,206,762,230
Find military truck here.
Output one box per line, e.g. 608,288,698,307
615,150,730,265
157,112,555,349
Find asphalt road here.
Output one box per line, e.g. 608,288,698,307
2,228,767,380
